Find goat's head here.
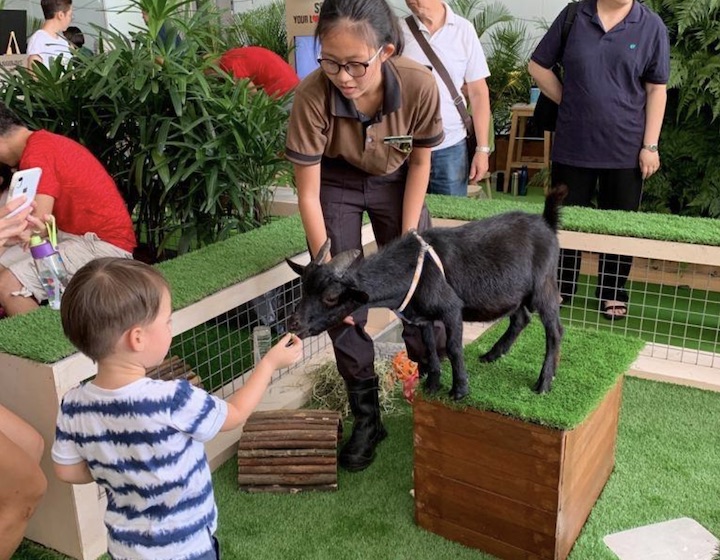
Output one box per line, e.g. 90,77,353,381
286,239,369,338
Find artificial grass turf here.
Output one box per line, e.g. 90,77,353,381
420,321,645,430
16,376,720,560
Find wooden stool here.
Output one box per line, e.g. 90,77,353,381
147,355,203,388
503,103,552,193
237,409,342,493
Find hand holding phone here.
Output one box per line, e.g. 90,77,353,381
4,167,42,219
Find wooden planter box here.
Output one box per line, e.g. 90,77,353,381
414,378,623,560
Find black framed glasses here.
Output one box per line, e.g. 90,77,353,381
317,47,383,78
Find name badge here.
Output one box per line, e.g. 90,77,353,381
383,135,413,154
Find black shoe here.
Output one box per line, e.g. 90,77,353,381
339,377,387,472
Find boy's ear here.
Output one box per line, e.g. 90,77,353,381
123,325,145,352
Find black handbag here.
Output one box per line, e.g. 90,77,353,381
405,16,476,155
533,2,579,132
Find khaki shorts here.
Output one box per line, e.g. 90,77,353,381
0,232,133,303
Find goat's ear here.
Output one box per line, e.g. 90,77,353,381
328,249,361,278
313,239,332,265
285,258,305,277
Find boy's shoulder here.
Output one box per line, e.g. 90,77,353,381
61,377,188,408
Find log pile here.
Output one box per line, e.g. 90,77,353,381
237,409,343,493
146,355,203,389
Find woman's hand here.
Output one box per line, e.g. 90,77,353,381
0,198,34,248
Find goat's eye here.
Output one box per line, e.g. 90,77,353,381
322,294,339,307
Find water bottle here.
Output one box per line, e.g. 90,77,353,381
510,171,520,196
519,165,529,196
252,325,273,366
30,234,69,310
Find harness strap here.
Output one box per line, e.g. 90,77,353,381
396,230,446,314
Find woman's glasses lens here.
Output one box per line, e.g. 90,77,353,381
318,60,368,77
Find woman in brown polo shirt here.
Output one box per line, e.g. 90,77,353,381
286,0,444,472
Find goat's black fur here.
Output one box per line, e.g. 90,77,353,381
287,186,567,399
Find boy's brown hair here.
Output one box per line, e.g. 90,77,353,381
61,258,170,362
41,0,72,20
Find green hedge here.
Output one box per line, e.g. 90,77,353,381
1,195,718,364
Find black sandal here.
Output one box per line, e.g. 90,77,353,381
601,300,627,321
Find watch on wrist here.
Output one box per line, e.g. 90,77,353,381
642,144,659,153
475,146,491,154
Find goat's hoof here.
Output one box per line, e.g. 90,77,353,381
424,378,441,394
532,380,552,394
479,351,499,363
449,385,469,401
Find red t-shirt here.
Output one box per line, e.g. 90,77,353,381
19,130,136,254
219,46,300,98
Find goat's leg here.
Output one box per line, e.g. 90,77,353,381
532,290,564,394
443,310,469,401
479,306,531,363
418,322,442,394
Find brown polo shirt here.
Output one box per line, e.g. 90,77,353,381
285,55,444,176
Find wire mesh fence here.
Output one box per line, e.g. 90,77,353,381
559,250,720,368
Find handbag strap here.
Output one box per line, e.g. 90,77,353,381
405,15,473,135
559,2,579,60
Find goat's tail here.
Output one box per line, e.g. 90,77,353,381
542,184,568,232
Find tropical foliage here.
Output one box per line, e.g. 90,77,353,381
642,0,720,217
1,0,292,259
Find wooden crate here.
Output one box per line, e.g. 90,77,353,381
237,409,342,493
414,378,623,560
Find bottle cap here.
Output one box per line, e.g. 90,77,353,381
29,235,56,259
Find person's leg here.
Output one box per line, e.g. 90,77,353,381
427,140,469,197
551,162,598,304
595,168,643,318
0,405,47,560
320,161,384,472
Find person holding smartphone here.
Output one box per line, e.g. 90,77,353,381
285,0,444,472
0,102,136,316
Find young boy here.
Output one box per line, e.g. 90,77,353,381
51,258,303,560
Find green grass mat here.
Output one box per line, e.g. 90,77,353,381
14,378,720,560
420,322,644,430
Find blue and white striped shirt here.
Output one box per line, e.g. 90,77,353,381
52,378,228,560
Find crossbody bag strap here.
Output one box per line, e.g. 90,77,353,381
405,15,473,135
559,2,579,60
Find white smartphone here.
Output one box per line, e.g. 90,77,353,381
4,167,42,219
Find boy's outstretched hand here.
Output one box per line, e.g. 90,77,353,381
263,333,303,369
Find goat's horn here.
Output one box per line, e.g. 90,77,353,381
328,249,361,278
314,238,331,265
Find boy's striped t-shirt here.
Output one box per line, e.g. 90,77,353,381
52,377,228,560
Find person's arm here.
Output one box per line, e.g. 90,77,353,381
220,333,303,431
402,147,431,233
466,77,491,182
294,163,328,259
54,461,94,484
639,82,667,180
528,60,563,104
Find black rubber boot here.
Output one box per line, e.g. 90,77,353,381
338,377,387,472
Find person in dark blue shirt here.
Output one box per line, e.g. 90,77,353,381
529,0,669,320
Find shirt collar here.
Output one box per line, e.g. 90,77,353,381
329,60,402,120
584,0,642,26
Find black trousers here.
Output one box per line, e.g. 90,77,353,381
551,162,643,303
320,158,432,382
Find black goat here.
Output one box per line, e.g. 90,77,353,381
287,186,567,399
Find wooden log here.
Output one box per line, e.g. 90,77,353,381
249,410,341,421
237,456,336,467
237,439,337,450
237,448,335,458
243,420,340,432
237,465,336,475
239,430,337,443
241,484,338,494
237,473,336,486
